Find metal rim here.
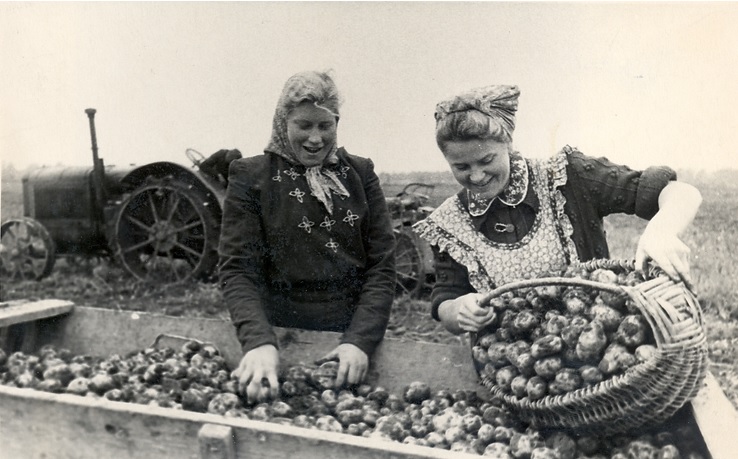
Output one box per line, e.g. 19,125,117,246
394,227,425,297
0,217,56,281
113,178,218,284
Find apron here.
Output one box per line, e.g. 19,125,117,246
415,153,578,292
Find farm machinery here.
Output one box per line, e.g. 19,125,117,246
0,109,436,294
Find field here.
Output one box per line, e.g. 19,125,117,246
2,164,737,410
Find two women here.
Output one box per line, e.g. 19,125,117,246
414,84,701,336
218,71,396,403
219,75,702,401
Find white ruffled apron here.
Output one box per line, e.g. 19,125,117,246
414,153,578,292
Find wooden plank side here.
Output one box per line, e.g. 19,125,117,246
690,372,738,459
0,299,74,327
0,385,479,459
34,306,482,394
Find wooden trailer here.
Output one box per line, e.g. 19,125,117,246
1,300,737,459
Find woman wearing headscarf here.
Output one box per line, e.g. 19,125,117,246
414,84,702,336
218,71,396,403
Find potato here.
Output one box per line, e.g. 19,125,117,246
512,310,540,336
530,335,564,359
615,315,649,349
508,296,530,311
488,342,511,368
484,442,513,458
579,365,604,386
560,316,588,349
512,352,537,377
588,303,624,333
510,432,545,459
495,366,519,392
534,356,562,380
310,361,339,390
477,333,497,349
526,376,548,401
510,375,529,399
551,368,582,394
337,409,364,427
599,343,637,375
472,346,491,366
635,344,658,363
576,321,608,362
403,381,431,404
590,268,619,285
544,313,570,336
477,423,496,445
505,340,531,364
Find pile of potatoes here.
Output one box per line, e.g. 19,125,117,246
472,266,658,402
0,336,705,458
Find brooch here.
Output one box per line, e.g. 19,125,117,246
494,223,515,233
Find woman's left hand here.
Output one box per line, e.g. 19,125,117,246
636,224,693,289
635,181,701,290
317,343,368,388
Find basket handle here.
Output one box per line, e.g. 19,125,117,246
478,276,626,306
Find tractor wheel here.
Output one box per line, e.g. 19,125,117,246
0,217,56,281
111,176,220,284
394,227,425,297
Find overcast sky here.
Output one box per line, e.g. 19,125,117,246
2,2,737,174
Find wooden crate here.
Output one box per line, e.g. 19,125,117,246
1,301,736,459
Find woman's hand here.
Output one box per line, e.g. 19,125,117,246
636,224,693,289
635,181,702,290
317,343,368,388
232,344,279,404
438,293,496,335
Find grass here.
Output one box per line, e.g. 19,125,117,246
2,165,737,408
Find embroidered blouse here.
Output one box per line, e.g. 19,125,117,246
218,148,396,355
414,146,677,320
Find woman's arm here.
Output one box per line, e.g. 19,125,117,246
218,159,276,353
218,159,281,403
636,181,702,287
339,159,396,356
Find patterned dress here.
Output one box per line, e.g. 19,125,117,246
415,151,577,293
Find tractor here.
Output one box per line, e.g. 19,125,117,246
1,109,435,295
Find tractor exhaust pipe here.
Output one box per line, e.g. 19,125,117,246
85,108,106,222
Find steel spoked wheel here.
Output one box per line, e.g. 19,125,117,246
113,177,219,284
0,217,56,281
394,227,425,297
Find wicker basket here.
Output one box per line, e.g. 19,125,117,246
476,259,708,435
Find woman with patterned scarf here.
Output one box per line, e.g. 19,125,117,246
218,71,396,403
413,84,702,337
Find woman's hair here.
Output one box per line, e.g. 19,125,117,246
277,71,342,119
434,85,520,150
435,110,508,149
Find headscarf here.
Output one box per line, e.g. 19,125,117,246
435,84,520,142
264,71,349,215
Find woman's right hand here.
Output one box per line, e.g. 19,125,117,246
438,293,497,335
232,344,280,404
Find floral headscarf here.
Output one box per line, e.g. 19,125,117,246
264,71,349,215
435,84,520,142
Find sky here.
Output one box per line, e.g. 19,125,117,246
1,2,737,174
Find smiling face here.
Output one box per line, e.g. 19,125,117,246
286,100,338,167
441,138,512,199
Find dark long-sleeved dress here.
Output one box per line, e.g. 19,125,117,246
414,146,676,320
218,148,396,356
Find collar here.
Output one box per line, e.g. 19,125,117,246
467,151,529,216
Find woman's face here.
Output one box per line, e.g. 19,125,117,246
441,138,511,199
286,101,338,167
